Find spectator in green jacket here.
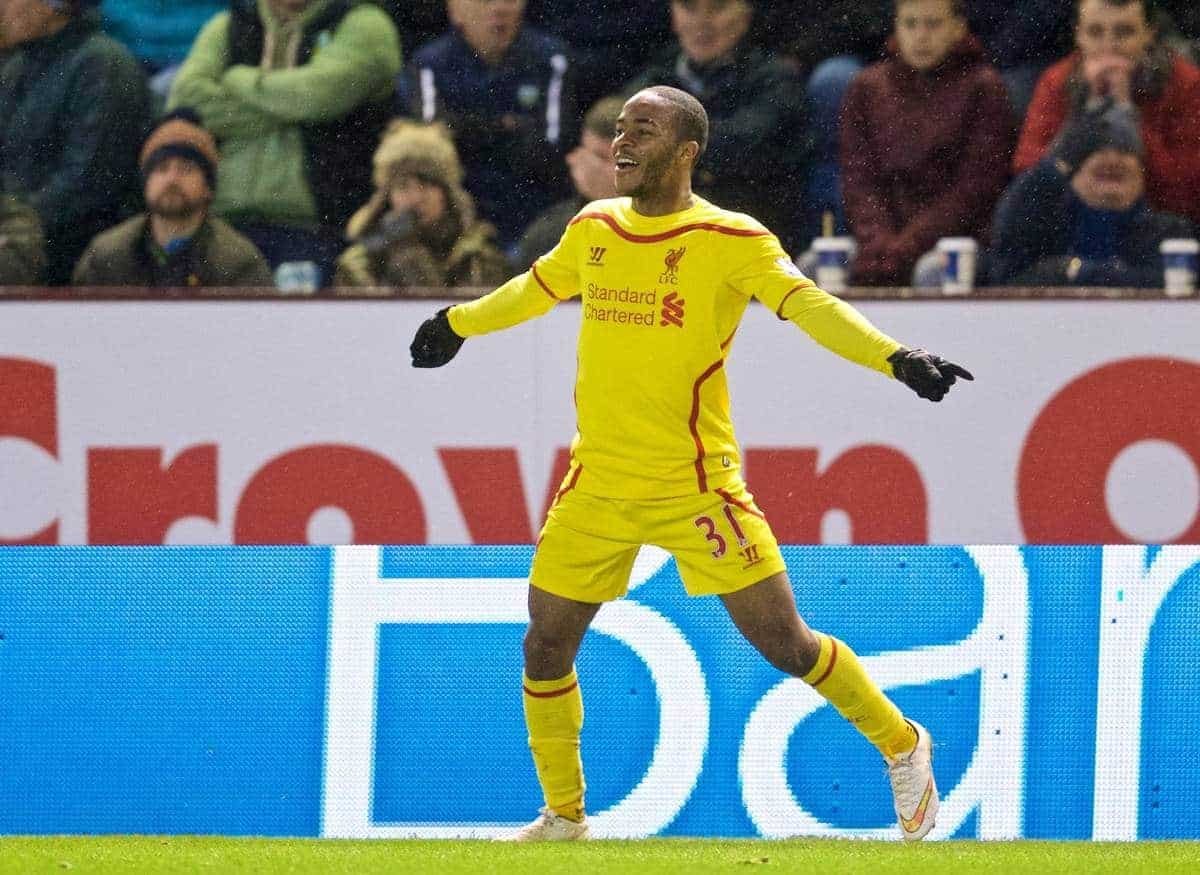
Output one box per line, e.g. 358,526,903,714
73,110,273,289
0,195,46,286
168,0,401,290
0,0,151,284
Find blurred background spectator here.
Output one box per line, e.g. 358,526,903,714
335,121,511,290
72,110,272,287
0,0,151,285
526,0,672,110
514,95,621,271
404,0,577,250
168,0,401,291
840,0,1013,285
378,0,445,54
989,101,1193,287
967,0,1073,114
0,194,46,285
1015,0,1200,227
624,0,806,248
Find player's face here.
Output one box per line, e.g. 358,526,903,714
448,0,525,59
1076,0,1154,63
894,0,966,72
612,97,684,199
671,0,752,66
1070,148,1145,210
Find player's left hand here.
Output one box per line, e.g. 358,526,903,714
410,307,465,368
887,348,974,402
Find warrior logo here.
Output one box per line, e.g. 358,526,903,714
661,291,685,328
659,246,686,283
588,246,607,265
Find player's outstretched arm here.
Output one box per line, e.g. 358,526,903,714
410,307,465,368
887,348,974,402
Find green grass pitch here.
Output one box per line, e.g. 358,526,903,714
2,837,1199,874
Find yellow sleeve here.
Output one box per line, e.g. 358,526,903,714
727,233,902,377
446,220,582,337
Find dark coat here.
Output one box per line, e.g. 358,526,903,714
987,159,1195,287
405,26,578,246
624,44,807,247
841,35,1015,285
514,196,584,272
72,214,273,288
0,12,151,284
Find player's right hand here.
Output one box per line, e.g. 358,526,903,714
887,348,974,402
410,307,465,368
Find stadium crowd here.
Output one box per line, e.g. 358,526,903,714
1,0,1197,291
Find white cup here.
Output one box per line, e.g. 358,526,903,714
813,236,855,294
1160,239,1198,297
936,237,978,295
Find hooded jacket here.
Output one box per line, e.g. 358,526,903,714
841,34,1014,285
1014,48,1200,225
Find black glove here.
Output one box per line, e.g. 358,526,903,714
410,307,465,368
888,348,974,402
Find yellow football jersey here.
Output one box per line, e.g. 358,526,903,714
448,196,902,500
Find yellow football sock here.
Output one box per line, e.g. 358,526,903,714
802,632,917,758
523,669,586,822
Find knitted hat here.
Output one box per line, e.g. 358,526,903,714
372,121,464,192
140,108,220,191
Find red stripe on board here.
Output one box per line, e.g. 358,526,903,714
715,487,766,520
523,680,579,699
568,211,770,244
774,284,806,320
689,359,725,493
532,263,566,301
811,638,839,688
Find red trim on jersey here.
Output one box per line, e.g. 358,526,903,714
774,284,806,320
715,487,766,520
523,680,580,699
720,328,737,350
532,262,566,301
689,358,725,493
810,638,839,688
550,462,583,508
569,211,770,243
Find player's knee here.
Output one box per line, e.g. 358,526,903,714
523,624,573,664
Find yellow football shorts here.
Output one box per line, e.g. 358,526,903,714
529,478,787,603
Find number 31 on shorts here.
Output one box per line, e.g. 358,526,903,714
693,505,749,559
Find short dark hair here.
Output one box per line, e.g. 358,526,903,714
895,0,967,16
1075,0,1156,24
641,85,709,157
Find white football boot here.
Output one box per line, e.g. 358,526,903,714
496,807,590,842
885,720,939,841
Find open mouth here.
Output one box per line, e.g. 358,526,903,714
615,157,639,171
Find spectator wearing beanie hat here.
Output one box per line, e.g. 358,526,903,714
72,109,272,288
334,121,512,292
988,100,1195,287
0,0,150,284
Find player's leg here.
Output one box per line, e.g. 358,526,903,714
720,572,938,840
503,488,640,842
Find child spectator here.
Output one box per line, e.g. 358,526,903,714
1014,0,1200,226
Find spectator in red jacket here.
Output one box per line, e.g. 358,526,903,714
840,0,1014,285
1014,0,1200,225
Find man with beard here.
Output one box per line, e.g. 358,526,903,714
410,86,972,842
73,110,272,288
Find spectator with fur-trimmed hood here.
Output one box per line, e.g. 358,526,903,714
335,121,511,291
